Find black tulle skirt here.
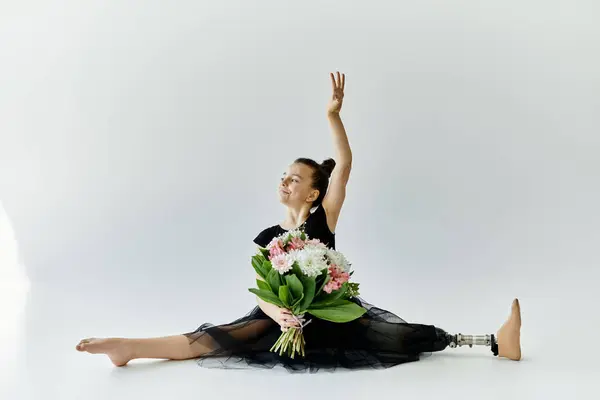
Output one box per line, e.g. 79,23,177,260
183,297,450,373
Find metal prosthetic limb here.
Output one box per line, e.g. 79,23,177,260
447,333,499,356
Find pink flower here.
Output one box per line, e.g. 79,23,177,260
267,238,286,260
267,237,284,250
329,265,350,282
323,265,350,293
269,245,285,260
287,236,306,251
306,239,322,246
271,253,292,274
323,280,341,293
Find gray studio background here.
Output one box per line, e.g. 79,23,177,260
0,1,599,398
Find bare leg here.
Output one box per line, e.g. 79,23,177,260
75,335,209,367
76,319,272,366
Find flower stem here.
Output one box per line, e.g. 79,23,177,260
269,327,306,358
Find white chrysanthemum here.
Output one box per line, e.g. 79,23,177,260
326,249,351,272
271,253,293,274
305,244,327,259
296,244,328,277
285,249,300,264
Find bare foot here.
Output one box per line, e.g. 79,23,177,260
496,298,522,361
76,338,134,367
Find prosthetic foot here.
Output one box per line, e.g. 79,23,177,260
443,298,522,360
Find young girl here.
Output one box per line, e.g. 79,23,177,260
76,72,522,371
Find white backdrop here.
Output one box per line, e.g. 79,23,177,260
1,1,599,398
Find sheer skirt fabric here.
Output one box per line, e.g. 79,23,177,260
183,297,448,373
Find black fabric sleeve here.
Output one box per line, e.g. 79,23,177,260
253,227,274,247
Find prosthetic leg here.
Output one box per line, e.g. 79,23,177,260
432,298,522,360
431,328,498,356
447,333,499,356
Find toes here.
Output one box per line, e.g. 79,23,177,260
76,338,93,351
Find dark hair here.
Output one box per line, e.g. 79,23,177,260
294,157,336,207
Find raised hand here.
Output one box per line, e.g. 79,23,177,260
327,71,345,115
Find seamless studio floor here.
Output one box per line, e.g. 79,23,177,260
1,274,597,400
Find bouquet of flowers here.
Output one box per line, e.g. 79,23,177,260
249,228,366,359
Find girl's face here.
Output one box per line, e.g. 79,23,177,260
278,163,319,207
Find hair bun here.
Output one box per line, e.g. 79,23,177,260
320,158,336,178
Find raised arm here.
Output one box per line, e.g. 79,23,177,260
322,71,352,232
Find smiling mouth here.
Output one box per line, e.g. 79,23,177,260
280,189,290,194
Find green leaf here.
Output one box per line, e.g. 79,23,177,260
256,279,271,292
291,262,303,278
267,269,281,294
262,260,273,277
252,254,273,278
291,293,304,313
312,282,348,308
279,285,291,308
316,298,348,308
297,276,316,313
248,288,284,308
252,255,266,279
285,275,303,301
307,301,367,323
259,247,270,259
279,271,286,286
315,274,330,296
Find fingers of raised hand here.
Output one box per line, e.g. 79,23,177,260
330,71,345,91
